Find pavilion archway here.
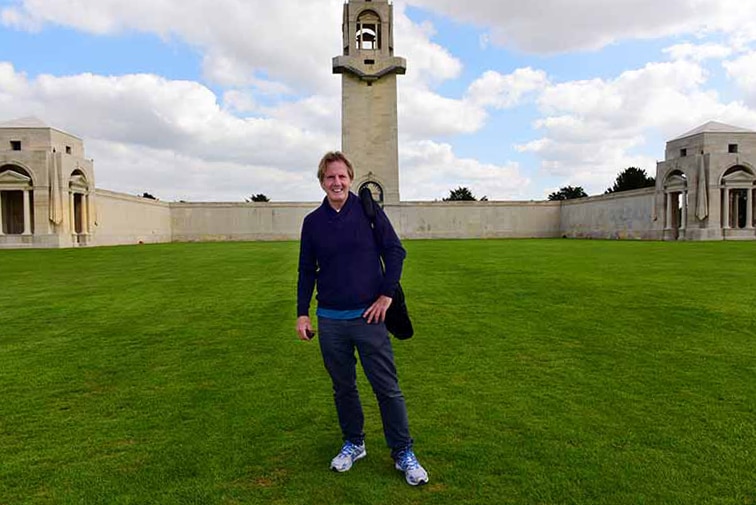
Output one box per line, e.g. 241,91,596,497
663,170,687,240
0,164,34,236
720,165,755,231
69,169,91,242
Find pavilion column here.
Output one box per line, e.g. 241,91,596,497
680,192,687,229
734,191,741,228
746,188,754,229
70,192,76,235
665,193,673,229
723,188,730,229
0,191,4,236
22,189,32,235
81,193,90,235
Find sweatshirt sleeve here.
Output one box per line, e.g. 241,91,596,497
297,218,317,317
374,206,406,298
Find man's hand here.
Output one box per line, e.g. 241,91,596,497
297,315,314,341
363,295,393,324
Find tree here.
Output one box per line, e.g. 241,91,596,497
548,186,587,201
605,167,655,194
443,187,478,201
246,193,270,202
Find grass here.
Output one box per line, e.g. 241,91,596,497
0,239,755,504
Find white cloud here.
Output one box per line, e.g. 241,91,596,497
536,60,712,136
518,59,756,195
723,51,756,106
0,62,29,97
0,62,337,200
400,140,530,200
222,90,259,115
262,94,342,138
466,68,548,109
399,85,486,139
398,67,548,140
31,70,333,167
663,42,733,62
0,0,467,95
1,0,345,93
393,5,463,87
89,140,321,202
402,0,756,54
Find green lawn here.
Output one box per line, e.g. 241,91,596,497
1,239,754,505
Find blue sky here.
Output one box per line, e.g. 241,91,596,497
1,0,756,202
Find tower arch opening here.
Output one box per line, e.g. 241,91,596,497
356,10,381,50
358,180,384,206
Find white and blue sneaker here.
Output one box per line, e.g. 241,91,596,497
394,448,429,486
330,441,366,472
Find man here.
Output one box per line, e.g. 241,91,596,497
296,151,429,486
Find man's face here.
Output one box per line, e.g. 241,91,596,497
321,160,352,209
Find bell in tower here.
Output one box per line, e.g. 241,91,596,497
333,0,406,205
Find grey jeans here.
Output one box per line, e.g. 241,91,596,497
317,316,413,456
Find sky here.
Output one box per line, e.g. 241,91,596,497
2,0,756,203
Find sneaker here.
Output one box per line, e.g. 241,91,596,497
394,448,429,486
330,441,366,472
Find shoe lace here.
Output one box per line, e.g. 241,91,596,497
339,442,362,458
397,449,420,471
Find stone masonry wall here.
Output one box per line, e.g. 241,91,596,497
93,189,172,246
43,188,668,247
559,188,660,240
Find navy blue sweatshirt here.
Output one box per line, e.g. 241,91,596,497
297,192,406,317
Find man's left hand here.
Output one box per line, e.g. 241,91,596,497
363,295,392,324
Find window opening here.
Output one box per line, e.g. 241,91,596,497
729,144,738,154
65,146,72,154
10,140,21,151
680,148,687,157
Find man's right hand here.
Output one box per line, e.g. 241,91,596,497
297,315,314,341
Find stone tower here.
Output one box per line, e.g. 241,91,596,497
333,0,406,204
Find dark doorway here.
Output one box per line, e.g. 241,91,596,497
74,193,83,234
1,191,27,234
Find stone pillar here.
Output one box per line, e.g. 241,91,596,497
81,193,89,235
22,189,32,235
723,188,730,229
747,188,754,229
665,193,673,229
70,192,76,236
0,191,4,236
681,191,687,229
734,191,741,229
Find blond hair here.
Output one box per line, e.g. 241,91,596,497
317,151,355,182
